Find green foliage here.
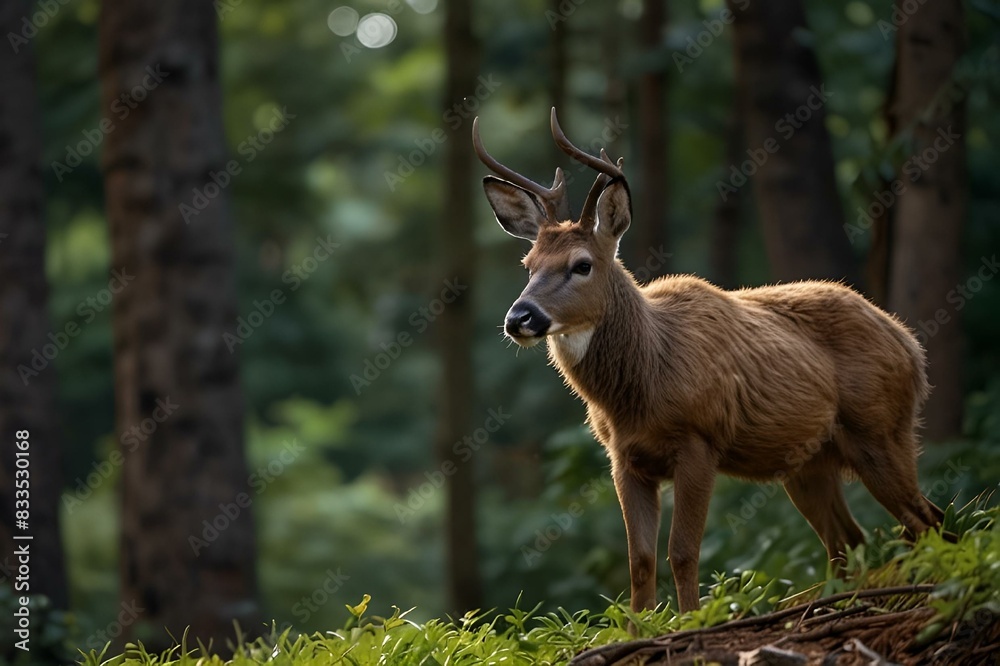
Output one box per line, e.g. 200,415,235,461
61,392,1000,640
0,587,75,664
32,0,1000,649
78,502,1000,664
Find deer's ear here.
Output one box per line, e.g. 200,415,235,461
594,178,631,240
483,176,546,242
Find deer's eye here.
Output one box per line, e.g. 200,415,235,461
572,261,592,276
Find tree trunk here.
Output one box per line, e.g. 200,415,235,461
99,0,258,648
727,0,857,284
0,0,69,612
710,112,743,290
865,60,900,308
885,0,966,440
865,201,892,307
601,7,626,162
549,0,568,168
634,0,669,278
440,0,482,614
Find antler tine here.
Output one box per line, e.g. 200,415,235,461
472,116,565,219
550,108,626,224
549,107,624,181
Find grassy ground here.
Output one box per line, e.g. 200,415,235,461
77,499,999,666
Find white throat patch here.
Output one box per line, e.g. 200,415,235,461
551,328,595,367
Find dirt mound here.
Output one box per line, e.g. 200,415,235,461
570,586,1000,665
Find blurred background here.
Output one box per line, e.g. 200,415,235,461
0,0,998,660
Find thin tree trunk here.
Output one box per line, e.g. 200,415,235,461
710,112,743,290
440,0,482,614
727,0,857,284
885,0,966,440
602,8,626,162
99,0,258,648
0,0,69,613
635,0,669,277
865,202,892,306
549,0,568,169
865,61,900,308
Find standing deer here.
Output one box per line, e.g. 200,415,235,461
473,109,945,614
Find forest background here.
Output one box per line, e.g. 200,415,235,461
0,0,998,656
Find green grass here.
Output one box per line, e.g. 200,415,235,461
76,499,999,666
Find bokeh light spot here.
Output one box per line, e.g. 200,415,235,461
406,0,439,15
357,13,397,48
327,6,359,36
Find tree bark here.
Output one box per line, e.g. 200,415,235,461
727,0,857,284
710,112,743,290
440,0,482,614
865,61,900,308
601,6,626,162
99,0,258,648
0,0,69,612
865,200,892,307
634,0,669,278
549,0,568,168
885,0,966,440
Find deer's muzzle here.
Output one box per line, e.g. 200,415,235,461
505,300,551,342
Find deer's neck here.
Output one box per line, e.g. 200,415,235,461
549,266,658,416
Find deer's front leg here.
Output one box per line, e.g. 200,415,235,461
669,441,716,613
612,464,661,613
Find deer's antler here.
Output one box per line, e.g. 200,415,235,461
472,116,571,222
550,107,625,225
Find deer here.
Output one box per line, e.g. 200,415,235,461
472,108,946,615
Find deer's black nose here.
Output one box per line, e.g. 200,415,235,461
505,301,550,338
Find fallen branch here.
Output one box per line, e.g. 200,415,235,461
569,585,937,665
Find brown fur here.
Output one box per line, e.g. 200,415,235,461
524,222,941,614
477,116,943,616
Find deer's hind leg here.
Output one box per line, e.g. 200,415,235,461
840,427,943,538
783,449,865,563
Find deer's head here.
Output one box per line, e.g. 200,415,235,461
474,108,632,348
